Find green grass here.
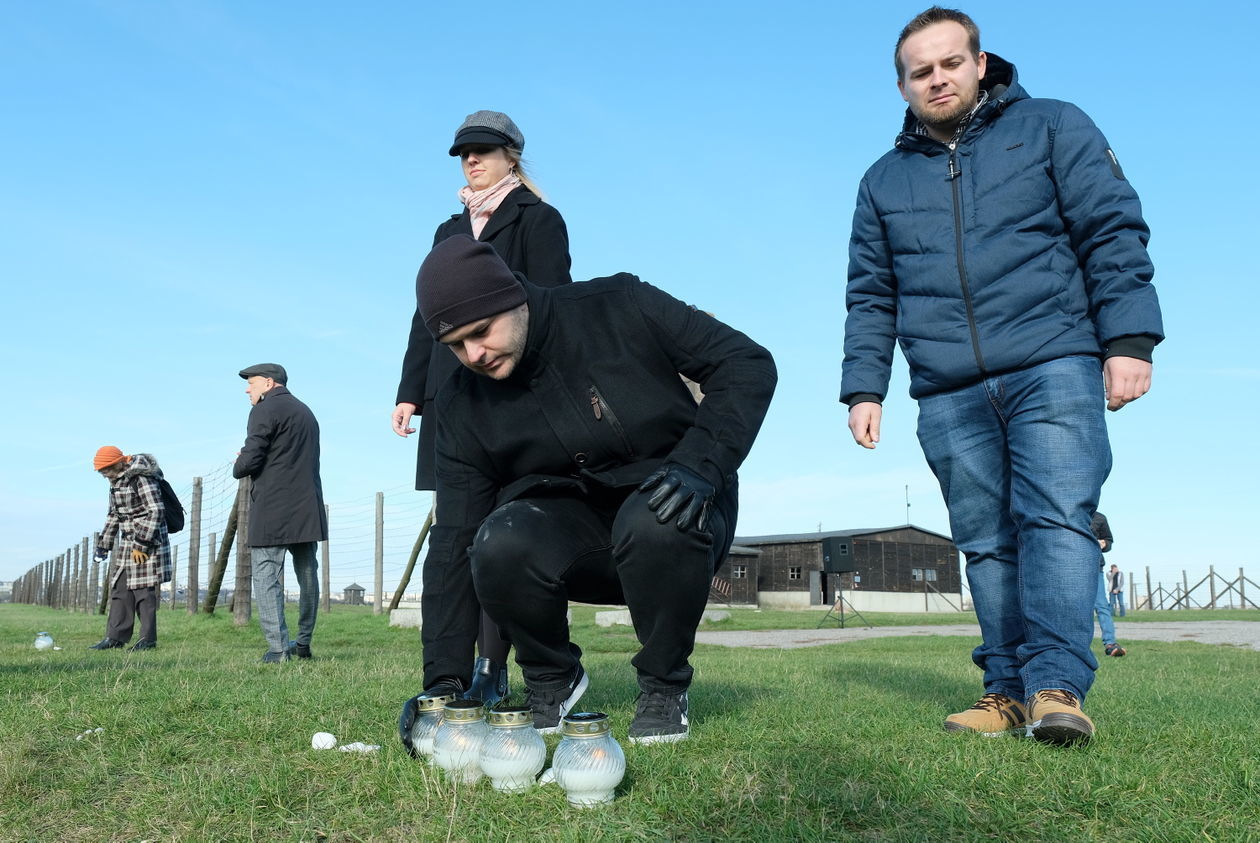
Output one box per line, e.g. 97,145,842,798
2,603,1257,841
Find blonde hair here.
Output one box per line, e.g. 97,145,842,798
504,147,545,200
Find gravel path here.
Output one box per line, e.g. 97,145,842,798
694,620,1260,651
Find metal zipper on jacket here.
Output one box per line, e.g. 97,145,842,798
588,386,637,459
948,147,988,374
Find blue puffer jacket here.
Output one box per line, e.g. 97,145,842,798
840,55,1164,404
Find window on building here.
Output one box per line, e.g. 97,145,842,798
732,565,746,579
788,566,802,580
911,568,923,581
926,568,938,582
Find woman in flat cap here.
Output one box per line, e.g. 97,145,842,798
393,111,572,724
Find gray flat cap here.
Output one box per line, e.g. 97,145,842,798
448,110,524,156
238,363,288,384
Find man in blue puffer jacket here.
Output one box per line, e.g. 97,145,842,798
840,6,1163,745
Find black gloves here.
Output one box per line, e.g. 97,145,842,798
639,463,715,532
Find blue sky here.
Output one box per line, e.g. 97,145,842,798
2,1,1256,597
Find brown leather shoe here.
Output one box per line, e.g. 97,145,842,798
944,692,1028,736
1028,689,1094,745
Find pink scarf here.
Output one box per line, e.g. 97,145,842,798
459,173,522,238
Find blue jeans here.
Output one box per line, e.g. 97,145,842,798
1095,572,1116,646
916,356,1111,704
251,542,319,654
1109,587,1126,616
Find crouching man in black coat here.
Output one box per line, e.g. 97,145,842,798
400,234,776,746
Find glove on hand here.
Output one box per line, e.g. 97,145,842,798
93,548,108,563
131,548,150,565
638,463,715,532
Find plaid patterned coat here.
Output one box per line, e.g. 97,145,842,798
99,453,172,589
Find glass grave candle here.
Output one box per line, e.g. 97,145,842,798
478,706,547,793
34,632,54,650
432,699,489,784
552,712,626,807
410,691,456,759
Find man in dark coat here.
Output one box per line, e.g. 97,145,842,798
841,8,1163,745
400,235,776,746
233,363,327,663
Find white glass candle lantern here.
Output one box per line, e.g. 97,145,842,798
34,632,54,650
432,699,489,784
552,712,626,807
479,706,547,793
410,691,456,759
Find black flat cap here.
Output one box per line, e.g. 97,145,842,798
238,363,288,384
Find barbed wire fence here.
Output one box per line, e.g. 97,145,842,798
8,460,435,623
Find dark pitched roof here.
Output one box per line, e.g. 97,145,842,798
734,524,954,545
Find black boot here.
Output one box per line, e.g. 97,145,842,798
466,657,510,708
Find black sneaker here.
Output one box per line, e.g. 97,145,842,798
526,665,588,734
288,641,312,659
261,650,290,664
467,657,510,707
398,681,462,756
629,689,690,745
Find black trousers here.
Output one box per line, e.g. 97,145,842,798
106,575,157,644
471,484,735,693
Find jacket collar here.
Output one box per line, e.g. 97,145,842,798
468,185,538,242
260,384,292,402
894,52,1023,153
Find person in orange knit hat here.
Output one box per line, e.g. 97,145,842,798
90,446,172,652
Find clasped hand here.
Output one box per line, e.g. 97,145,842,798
638,464,714,532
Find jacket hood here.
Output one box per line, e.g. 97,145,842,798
119,452,161,481
896,52,1025,148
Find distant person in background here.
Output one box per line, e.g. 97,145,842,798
233,363,327,664
1109,564,1126,617
392,110,572,711
1091,511,1126,657
90,447,171,652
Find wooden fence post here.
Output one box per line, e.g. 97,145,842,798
203,483,242,614
374,492,384,615
90,532,101,614
168,546,179,609
321,504,330,612
71,546,81,611
390,504,434,611
1208,564,1217,609
233,477,252,626
187,477,202,613
80,537,90,612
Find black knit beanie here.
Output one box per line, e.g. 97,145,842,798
417,235,526,338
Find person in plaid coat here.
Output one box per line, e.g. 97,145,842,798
89,447,171,652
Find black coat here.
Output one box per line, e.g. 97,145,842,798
232,386,328,546
395,186,572,490
425,274,777,615
1091,511,1113,559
